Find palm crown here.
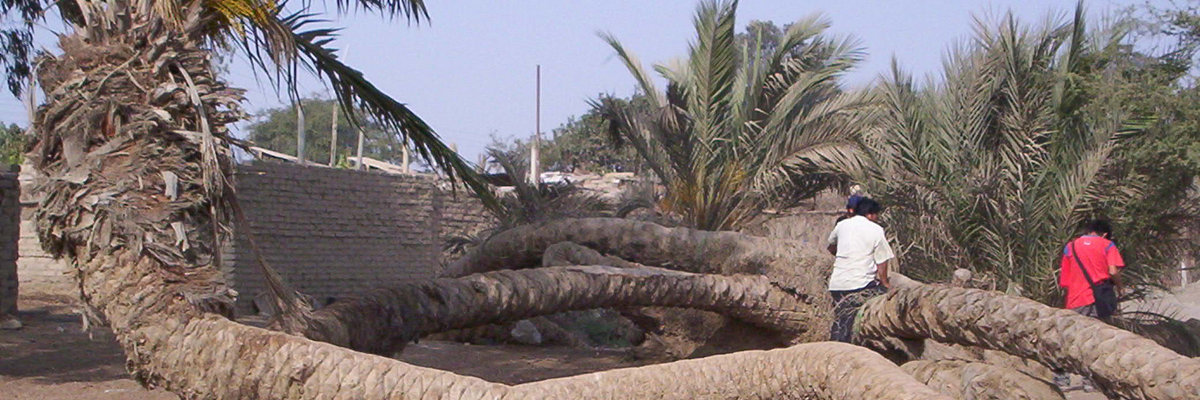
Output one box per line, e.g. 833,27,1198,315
5,0,493,203
596,0,873,230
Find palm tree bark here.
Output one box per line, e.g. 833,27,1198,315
858,285,1200,400
901,360,1063,399
538,240,789,358
515,342,951,399
444,217,833,342
303,266,811,355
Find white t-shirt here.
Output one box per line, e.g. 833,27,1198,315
827,215,895,291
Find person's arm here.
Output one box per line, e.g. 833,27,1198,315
827,226,839,255
876,260,890,289
1106,242,1126,292
875,232,895,289
1059,245,1071,288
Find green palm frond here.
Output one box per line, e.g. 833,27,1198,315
862,3,1177,303
285,20,498,209
597,0,870,230
598,31,665,107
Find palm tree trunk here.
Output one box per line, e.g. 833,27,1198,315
303,266,812,355
539,240,789,358
444,217,834,343
901,360,1063,399
514,342,951,400
858,285,1200,400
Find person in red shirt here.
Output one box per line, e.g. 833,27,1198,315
1059,219,1126,315
1054,218,1125,391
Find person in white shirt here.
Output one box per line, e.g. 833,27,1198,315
826,198,894,342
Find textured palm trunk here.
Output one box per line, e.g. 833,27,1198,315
304,266,811,355
516,342,952,399
901,360,1063,399
858,285,1200,400
538,241,797,357
445,218,833,344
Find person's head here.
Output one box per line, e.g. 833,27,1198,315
1083,219,1113,239
845,195,864,214
853,198,883,221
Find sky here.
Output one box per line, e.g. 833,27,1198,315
0,0,1154,161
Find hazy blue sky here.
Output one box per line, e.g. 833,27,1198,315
0,0,1151,160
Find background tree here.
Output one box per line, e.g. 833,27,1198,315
542,94,651,174
596,0,873,230
857,4,1199,303
0,123,25,165
246,97,413,166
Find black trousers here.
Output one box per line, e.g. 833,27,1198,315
829,281,886,343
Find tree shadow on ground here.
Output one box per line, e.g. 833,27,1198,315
0,304,133,384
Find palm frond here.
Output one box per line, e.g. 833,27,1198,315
282,18,499,210
332,0,427,21
598,31,665,107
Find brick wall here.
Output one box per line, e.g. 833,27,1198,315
1,167,19,317
16,162,75,296
12,160,495,313
225,162,494,313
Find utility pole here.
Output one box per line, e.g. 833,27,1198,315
355,127,365,170
529,65,541,184
402,145,410,174
329,103,339,166
332,45,350,168
296,100,306,163
24,74,34,135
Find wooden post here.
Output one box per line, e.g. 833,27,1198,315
296,100,306,163
329,104,339,166
402,145,410,174
530,65,541,184
1184,261,1190,289
24,74,35,136
355,127,365,171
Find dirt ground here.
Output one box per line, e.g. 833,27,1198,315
0,292,1126,399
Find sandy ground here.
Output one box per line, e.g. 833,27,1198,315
2,290,1167,399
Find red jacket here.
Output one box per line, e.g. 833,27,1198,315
1059,235,1124,309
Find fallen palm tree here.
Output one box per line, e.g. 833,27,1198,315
445,216,835,353
449,218,1200,399
301,265,811,355
858,284,1200,399
901,359,1063,400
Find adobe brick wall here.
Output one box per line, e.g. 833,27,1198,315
1,168,19,317
15,162,75,296
225,162,494,313
12,160,495,313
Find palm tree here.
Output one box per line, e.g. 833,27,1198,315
858,5,1151,302
447,216,1200,399
859,283,1200,399
595,0,872,230
302,265,815,355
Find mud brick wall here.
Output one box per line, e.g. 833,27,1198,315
225,162,494,313
434,184,496,264
15,162,75,296
1,168,19,316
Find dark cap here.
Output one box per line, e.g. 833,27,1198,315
846,194,864,210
